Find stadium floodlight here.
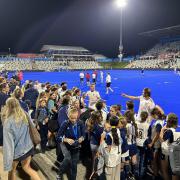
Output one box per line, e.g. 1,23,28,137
114,0,127,61
115,0,127,8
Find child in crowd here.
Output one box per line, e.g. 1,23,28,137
103,116,122,180
86,111,104,174
147,107,166,179
124,110,139,178
118,116,132,180
35,99,49,153
160,113,179,180
136,111,150,178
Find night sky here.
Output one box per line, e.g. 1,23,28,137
0,0,180,57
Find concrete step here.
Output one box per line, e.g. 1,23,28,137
32,149,92,180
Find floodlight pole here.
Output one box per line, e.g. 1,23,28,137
119,7,123,62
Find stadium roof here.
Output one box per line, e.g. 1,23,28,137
139,24,180,38
41,45,90,52
93,54,107,59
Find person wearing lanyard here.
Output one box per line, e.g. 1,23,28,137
56,108,85,180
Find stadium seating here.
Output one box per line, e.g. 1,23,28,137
126,40,180,69
0,58,102,71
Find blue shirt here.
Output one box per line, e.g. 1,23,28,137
120,128,129,153
163,129,174,143
90,123,104,145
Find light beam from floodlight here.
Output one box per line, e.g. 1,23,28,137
115,0,127,8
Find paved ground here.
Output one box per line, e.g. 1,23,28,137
0,147,45,180
32,148,92,180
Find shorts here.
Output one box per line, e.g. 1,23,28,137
106,83,111,87
129,144,138,157
14,148,34,162
80,78,84,82
161,153,169,161
92,79,96,83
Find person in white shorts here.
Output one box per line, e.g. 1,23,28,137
79,71,84,84
106,73,113,94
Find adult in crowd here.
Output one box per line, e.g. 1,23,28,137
122,88,155,122
86,83,101,110
56,108,85,180
57,95,70,127
13,88,28,112
23,82,39,118
2,97,41,180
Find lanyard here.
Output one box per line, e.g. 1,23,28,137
73,124,78,139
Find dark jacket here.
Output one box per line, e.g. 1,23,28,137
19,100,28,112
57,105,69,127
23,88,39,108
57,120,85,150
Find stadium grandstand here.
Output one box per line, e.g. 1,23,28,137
0,45,102,71
127,25,180,69
41,45,101,70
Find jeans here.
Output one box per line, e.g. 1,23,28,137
38,122,48,150
59,143,79,180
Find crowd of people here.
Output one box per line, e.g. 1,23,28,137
0,71,180,180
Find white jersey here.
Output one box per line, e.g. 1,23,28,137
92,73,96,79
126,123,136,145
161,128,180,156
104,130,122,167
79,72,84,78
137,96,155,121
106,74,111,83
136,122,150,147
86,90,100,110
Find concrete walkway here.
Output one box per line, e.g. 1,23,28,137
0,147,45,180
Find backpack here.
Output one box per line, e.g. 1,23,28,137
169,138,180,175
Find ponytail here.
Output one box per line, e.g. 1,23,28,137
111,127,120,146
109,116,120,146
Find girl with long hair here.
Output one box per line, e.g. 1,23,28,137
2,97,40,180
124,110,139,178
103,116,122,180
160,113,179,180
86,111,104,174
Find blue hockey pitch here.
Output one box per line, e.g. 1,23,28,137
23,70,180,131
